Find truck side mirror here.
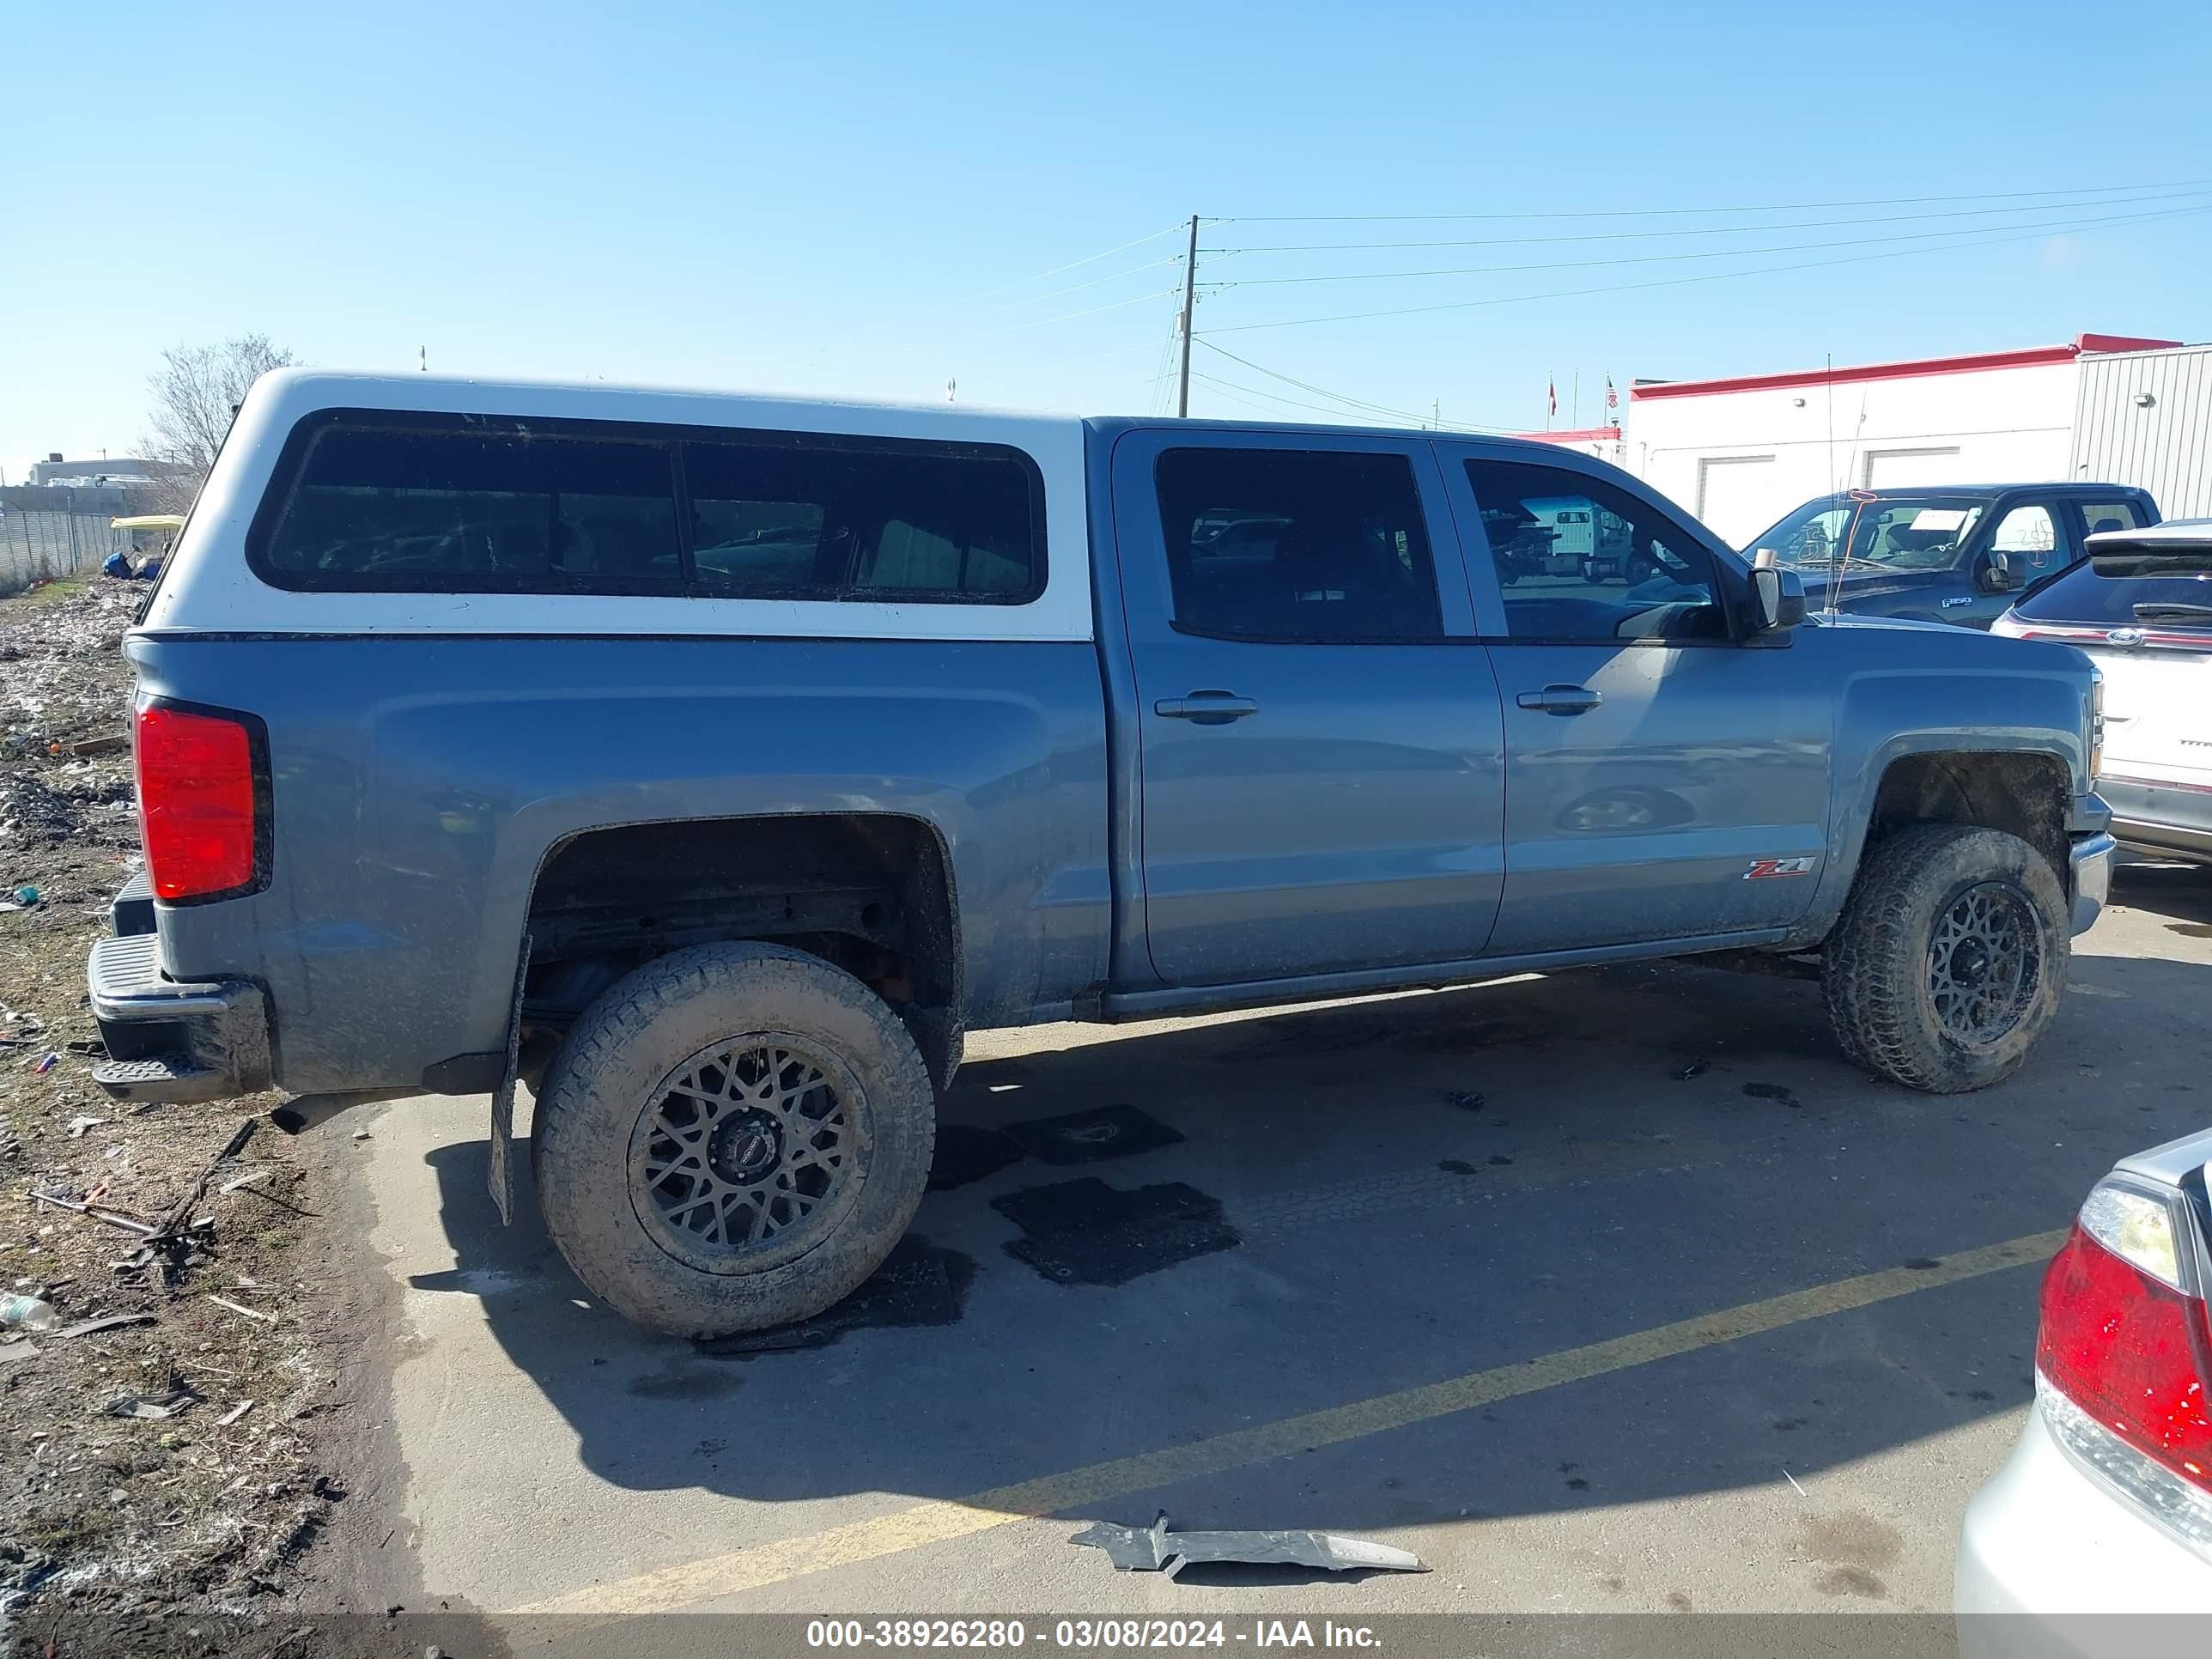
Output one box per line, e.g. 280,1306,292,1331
1978,550,2014,594
1750,565,1806,634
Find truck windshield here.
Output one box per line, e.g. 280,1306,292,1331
1745,495,1990,572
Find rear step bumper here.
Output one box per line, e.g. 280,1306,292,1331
87,922,271,1105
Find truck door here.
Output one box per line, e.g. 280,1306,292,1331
1437,447,1832,954
1967,500,2073,627
1109,428,1505,987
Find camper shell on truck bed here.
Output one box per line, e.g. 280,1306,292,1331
97,370,2113,1334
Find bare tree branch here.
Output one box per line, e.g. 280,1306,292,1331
142,335,299,512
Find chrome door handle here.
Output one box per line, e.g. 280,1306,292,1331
1155,692,1260,724
1516,684,1603,715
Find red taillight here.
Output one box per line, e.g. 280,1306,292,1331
2038,1212,2212,1492
136,703,261,902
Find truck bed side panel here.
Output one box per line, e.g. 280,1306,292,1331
125,634,1109,1093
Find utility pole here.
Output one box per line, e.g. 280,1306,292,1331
1176,214,1200,418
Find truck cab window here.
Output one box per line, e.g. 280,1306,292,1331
1462,459,1726,643
1990,503,2060,572
1154,447,1443,643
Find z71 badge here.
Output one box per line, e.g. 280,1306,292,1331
1744,856,1818,879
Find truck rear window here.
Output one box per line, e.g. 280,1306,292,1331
250,410,1045,604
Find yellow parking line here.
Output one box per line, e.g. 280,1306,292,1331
521,1225,2066,1614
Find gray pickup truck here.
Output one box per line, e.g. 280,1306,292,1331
92,371,2115,1335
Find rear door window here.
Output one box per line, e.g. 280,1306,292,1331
2072,500,2148,544
1152,447,1443,642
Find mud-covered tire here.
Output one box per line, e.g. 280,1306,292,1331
532,942,935,1336
1821,823,2069,1093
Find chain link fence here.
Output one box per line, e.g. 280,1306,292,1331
0,487,162,596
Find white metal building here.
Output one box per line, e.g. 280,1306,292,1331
2070,342,2212,522
1621,332,2183,546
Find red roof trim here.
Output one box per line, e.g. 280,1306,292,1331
1630,333,2179,402
1514,425,1621,443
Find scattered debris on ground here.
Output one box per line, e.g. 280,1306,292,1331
0,578,344,1641
1073,1512,1430,1578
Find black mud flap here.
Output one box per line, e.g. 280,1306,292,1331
487,934,532,1226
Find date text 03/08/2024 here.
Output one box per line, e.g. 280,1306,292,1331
805,1620,1382,1650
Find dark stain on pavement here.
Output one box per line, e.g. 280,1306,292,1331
927,1125,1024,1191
628,1364,743,1401
1000,1103,1183,1166
994,1177,1240,1286
693,1236,974,1357
1802,1510,1902,1601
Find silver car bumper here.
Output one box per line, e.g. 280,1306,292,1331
2069,832,2116,936
1957,1402,2212,1658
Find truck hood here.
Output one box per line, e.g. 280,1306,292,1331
1790,565,1943,604
1802,611,1959,635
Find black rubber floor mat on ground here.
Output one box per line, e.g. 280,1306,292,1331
692,1236,974,1354
992,1177,1240,1286
928,1124,1026,1190
1000,1103,1184,1165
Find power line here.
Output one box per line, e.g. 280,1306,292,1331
1218,178,2212,224
867,223,1187,326
1188,374,1330,422
1197,194,2212,289
1204,185,2212,256
1200,201,2212,336
1194,341,1516,432
874,285,1185,361
980,253,1184,307
1194,370,1508,432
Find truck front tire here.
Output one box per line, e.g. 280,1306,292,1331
1821,823,2069,1093
532,942,936,1336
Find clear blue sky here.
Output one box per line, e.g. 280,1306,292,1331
4,0,2209,481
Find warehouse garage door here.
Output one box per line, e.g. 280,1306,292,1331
1862,446,1962,488
1694,453,1777,545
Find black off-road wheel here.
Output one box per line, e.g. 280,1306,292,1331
532,942,935,1336
1821,823,2069,1093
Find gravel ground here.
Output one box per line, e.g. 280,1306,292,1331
0,578,347,1655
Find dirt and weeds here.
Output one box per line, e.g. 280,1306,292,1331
0,578,349,1651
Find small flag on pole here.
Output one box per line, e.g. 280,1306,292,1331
1547,376,1557,419
1605,375,1619,410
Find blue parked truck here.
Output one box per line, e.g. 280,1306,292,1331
1740,483,2160,629
93,371,2115,1334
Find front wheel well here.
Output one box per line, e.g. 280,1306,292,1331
1863,750,2069,882
519,813,962,1088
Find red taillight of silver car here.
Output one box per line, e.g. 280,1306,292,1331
2037,1179,2212,1549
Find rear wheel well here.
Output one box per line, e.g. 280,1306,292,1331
520,814,961,1088
1864,750,2069,881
